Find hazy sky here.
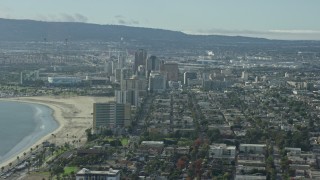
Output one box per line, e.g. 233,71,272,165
1,0,320,40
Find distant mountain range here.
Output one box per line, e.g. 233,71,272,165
0,18,268,42
0,18,318,49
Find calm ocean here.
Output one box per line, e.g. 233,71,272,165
0,101,58,164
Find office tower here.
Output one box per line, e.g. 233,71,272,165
118,52,126,69
148,71,166,92
137,65,146,77
133,49,147,73
117,75,146,107
93,103,131,132
111,60,117,74
161,62,179,81
147,56,160,71
115,90,139,107
104,61,113,76
146,55,160,78
115,69,122,82
183,72,197,86
120,68,133,82
121,75,146,94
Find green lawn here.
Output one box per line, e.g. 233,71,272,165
105,137,129,146
177,140,193,146
121,138,129,146
64,166,78,175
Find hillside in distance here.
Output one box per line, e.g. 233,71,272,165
0,18,270,43
2,18,320,52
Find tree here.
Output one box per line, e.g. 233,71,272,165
49,147,55,155
51,165,64,179
208,129,221,143
176,157,188,169
245,128,265,143
85,128,95,141
223,172,231,180
102,129,113,136
280,156,290,172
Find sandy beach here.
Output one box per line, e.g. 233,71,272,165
0,96,114,169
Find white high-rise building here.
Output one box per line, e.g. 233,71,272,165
285,72,290,78
241,71,248,81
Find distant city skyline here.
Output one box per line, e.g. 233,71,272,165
1,0,320,40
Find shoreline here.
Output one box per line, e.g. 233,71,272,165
0,98,65,168
0,96,114,169
0,101,59,166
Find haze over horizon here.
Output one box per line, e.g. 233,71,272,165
1,0,320,40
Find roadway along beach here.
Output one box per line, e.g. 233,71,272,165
0,96,114,169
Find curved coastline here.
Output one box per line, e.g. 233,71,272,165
0,96,113,169
0,100,61,167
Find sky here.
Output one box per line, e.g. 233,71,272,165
1,0,320,40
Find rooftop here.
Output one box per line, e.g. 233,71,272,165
240,144,266,147
77,168,120,176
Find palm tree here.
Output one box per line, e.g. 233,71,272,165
52,133,56,145
17,156,20,163
49,147,55,155
26,160,31,173
70,171,75,179
1,166,4,173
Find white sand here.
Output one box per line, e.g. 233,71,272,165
0,96,114,168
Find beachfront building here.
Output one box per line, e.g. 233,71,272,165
93,102,131,133
76,168,120,180
48,76,82,85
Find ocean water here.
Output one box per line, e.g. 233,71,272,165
0,101,58,164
